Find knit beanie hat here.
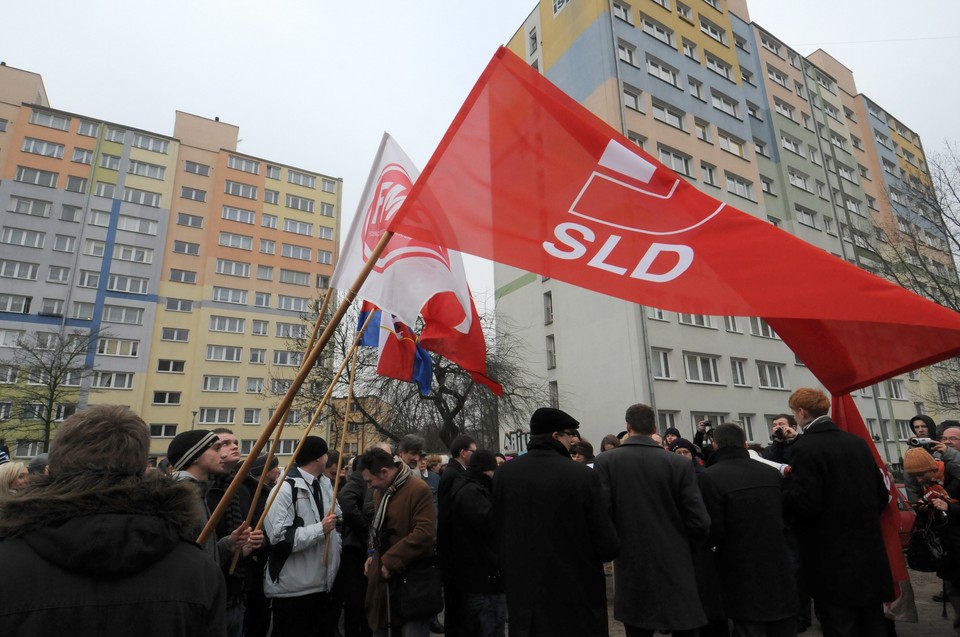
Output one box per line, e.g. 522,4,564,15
904,448,937,476
530,407,579,435
167,430,219,471
470,449,498,473
251,452,279,477
665,427,682,439
295,436,329,466
669,438,698,455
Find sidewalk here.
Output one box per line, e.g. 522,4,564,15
603,568,958,636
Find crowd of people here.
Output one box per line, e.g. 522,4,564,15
0,387,936,637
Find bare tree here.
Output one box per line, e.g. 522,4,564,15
869,142,960,410
267,300,548,453
0,329,99,451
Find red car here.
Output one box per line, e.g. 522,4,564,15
895,483,917,549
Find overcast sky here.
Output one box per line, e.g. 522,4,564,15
4,1,957,299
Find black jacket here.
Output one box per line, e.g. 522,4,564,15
493,437,619,637
337,468,371,553
783,417,894,607
449,468,501,594
699,446,798,622
0,473,226,636
437,458,466,582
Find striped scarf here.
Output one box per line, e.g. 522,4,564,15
370,459,411,551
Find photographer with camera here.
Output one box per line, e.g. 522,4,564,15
693,420,715,463
762,414,799,464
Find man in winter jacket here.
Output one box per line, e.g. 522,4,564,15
263,435,341,637
698,423,798,635
0,404,227,636
493,407,619,637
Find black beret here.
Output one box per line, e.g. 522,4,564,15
530,407,579,435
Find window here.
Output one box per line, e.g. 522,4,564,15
700,162,718,186
274,350,304,366
652,349,672,379
199,408,235,425
773,99,795,121
747,102,761,120
0,365,16,384
757,362,786,389
642,17,674,46
699,17,726,44
613,2,632,23
247,377,264,393
219,232,253,250
1,227,44,248
264,189,280,205
262,213,278,229
321,178,337,193
225,180,257,200
22,137,65,158
95,182,115,198
285,194,315,213
749,317,777,338
711,92,739,118
617,40,637,66
48,265,70,284
250,348,266,364
767,65,789,88
184,160,210,176
623,85,642,111
203,375,239,392
890,379,906,400
284,218,313,236
244,409,261,425
30,109,70,131
129,160,165,180
0,294,31,314
157,359,185,373
679,314,713,328
705,54,732,80
252,320,269,336
180,186,206,202
77,120,100,136
122,187,161,207
658,146,690,176
173,240,201,256
118,213,159,234
132,133,169,153
546,335,557,369
166,298,193,312
718,131,745,158
685,353,721,384
282,243,312,261
206,345,242,362
682,39,698,61
15,166,58,188
222,206,256,224
213,286,247,304
228,155,260,174
318,226,334,240
113,243,154,264
731,358,748,386
543,292,554,325
755,139,768,158
150,424,178,438
289,170,317,188
153,392,182,405
317,250,333,265
760,34,782,56
278,295,309,312
647,57,680,87
97,338,139,357
0,260,39,280
260,239,277,255
787,169,809,191
676,1,691,19
279,269,310,286
72,302,93,320
695,120,710,142
267,165,281,179
103,305,144,325
210,316,245,333
255,292,271,308
725,173,753,200
652,101,685,130
216,259,250,278
795,205,817,228
320,203,335,218
161,328,189,342
101,154,121,170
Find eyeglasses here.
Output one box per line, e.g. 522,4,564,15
560,430,579,437
944,437,960,442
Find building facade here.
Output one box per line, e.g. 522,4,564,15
0,64,342,461
496,0,955,464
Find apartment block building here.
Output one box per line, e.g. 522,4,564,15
0,64,342,461
496,0,953,463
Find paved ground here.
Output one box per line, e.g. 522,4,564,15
601,568,958,636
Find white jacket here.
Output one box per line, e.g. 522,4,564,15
263,468,342,598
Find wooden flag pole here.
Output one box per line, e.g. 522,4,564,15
248,310,375,540
323,343,360,565
198,230,394,546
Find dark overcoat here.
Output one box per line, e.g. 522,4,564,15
698,445,798,622
782,417,894,607
492,438,619,637
592,435,710,631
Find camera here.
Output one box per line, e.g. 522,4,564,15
772,428,787,442
908,437,934,448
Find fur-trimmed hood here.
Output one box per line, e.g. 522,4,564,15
0,473,202,576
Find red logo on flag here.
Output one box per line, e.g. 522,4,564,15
362,163,451,272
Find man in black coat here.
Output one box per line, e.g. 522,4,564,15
698,423,797,635
438,433,477,636
783,388,894,635
0,405,226,636
593,403,709,637
492,407,619,637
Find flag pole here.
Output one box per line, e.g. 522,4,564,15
198,230,394,546
248,310,375,540
323,343,360,565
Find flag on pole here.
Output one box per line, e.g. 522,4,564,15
333,133,501,395
358,303,433,395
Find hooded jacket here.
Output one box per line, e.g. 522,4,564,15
0,472,226,636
